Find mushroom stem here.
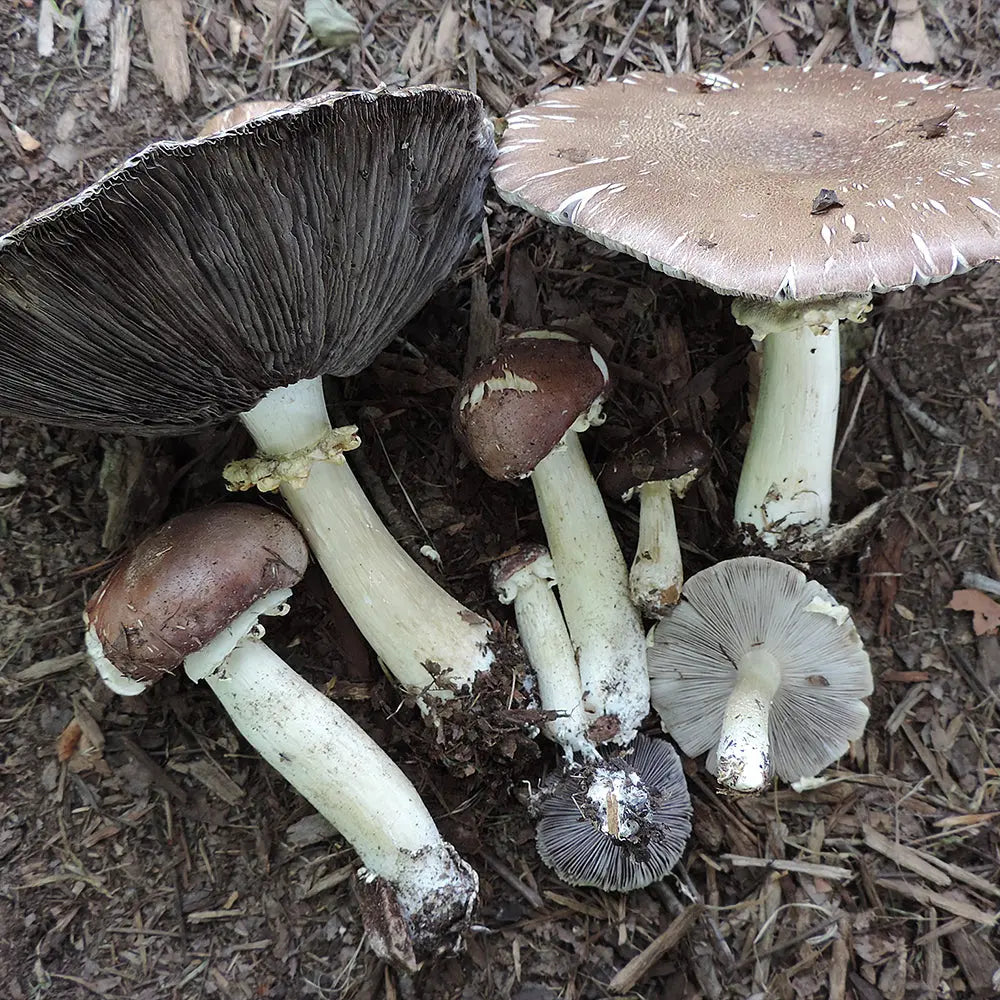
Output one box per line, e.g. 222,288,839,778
493,548,594,759
715,646,781,793
530,431,649,743
238,376,495,696
732,297,871,546
190,634,478,949
632,481,683,617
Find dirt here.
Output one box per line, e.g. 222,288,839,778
1,2,998,999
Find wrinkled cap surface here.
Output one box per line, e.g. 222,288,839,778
494,65,1000,301
0,86,496,433
648,556,873,783
534,734,692,892
454,331,611,480
86,504,309,684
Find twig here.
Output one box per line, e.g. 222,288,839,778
607,904,703,993
961,571,1000,598
721,854,854,880
866,354,962,443
604,0,655,80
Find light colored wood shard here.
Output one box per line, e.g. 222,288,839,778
140,0,191,103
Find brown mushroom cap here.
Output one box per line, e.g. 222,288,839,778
86,504,309,684
599,427,712,499
490,542,550,592
493,65,1000,301
454,331,611,480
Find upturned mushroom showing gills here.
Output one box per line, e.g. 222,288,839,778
534,734,692,892
0,86,502,705
647,557,873,793
492,65,1000,550
454,330,649,746
85,504,478,971
599,427,712,618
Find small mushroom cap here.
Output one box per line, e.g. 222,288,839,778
490,543,555,603
648,557,873,784
86,504,309,685
599,427,712,499
454,331,611,480
197,101,290,136
0,86,496,434
534,734,692,892
494,66,1000,301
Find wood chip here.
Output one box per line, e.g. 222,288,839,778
721,854,855,881
607,904,704,994
13,651,86,681
139,0,191,103
875,878,998,925
862,825,951,887
169,757,244,806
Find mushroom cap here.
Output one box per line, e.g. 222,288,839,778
648,556,873,784
197,101,290,136
599,427,712,499
86,504,309,685
0,86,496,434
490,542,555,603
493,65,1000,301
454,331,611,480
534,734,692,892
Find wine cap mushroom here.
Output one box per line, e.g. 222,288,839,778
534,734,692,891
454,330,611,480
86,503,308,694
600,427,712,501
493,65,1000,301
0,85,496,434
648,557,873,792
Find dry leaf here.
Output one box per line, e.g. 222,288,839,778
890,0,936,65
56,720,83,762
12,125,40,152
947,589,1000,636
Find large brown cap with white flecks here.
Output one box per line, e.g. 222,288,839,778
600,427,712,498
494,65,1000,302
0,86,496,434
86,504,309,684
453,331,611,481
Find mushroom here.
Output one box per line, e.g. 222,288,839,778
599,427,712,618
533,734,692,892
0,86,503,704
85,503,478,970
454,330,649,745
491,544,591,757
492,65,1000,550
647,556,873,793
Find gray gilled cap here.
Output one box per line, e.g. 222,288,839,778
493,65,1000,301
534,735,692,892
0,86,496,433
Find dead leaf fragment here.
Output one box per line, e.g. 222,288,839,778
890,0,936,65
12,125,40,153
140,0,191,104
947,589,1000,636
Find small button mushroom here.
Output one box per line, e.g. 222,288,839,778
492,544,592,759
85,504,478,970
648,556,873,793
600,427,712,618
455,331,649,746
533,735,692,892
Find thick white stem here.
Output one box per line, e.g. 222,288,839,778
733,297,870,547
499,557,593,759
714,647,781,793
530,432,649,744
239,378,494,696
631,481,683,617
198,638,476,922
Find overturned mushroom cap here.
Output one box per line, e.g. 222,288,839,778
0,86,496,433
454,330,611,480
493,65,1000,301
86,504,309,686
648,557,873,784
534,735,692,892
600,427,712,499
